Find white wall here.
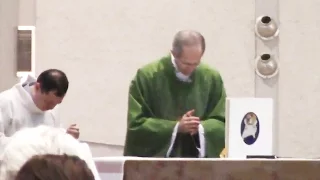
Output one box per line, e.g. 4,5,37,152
278,0,320,157
2,0,320,157
0,0,19,91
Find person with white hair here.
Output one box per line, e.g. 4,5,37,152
0,69,80,153
0,125,100,180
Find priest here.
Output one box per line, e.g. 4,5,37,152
123,30,227,158
0,69,80,153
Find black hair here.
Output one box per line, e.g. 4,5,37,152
36,69,69,97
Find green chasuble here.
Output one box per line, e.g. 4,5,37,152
123,55,226,158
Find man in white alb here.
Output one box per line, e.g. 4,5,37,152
0,69,80,153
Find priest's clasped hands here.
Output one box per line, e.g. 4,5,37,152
66,124,80,139
178,109,200,135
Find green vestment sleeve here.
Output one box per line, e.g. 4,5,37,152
123,70,177,157
201,74,226,157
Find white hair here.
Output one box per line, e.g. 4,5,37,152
0,125,100,180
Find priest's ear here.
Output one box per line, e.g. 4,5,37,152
34,82,41,92
171,49,180,59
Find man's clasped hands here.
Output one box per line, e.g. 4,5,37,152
178,109,200,135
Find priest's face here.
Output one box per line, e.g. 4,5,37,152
33,83,64,111
173,45,203,76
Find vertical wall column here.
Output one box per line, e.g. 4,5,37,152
18,0,36,26
254,0,280,155
0,0,20,91
0,0,36,91
17,0,36,78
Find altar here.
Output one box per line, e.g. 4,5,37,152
94,157,320,180
93,98,317,180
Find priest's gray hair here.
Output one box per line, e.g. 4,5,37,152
0,125,100,180
172,30,206,57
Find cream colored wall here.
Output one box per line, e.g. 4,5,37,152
2,0,320,157
0,0,19,91
278,1,320,157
